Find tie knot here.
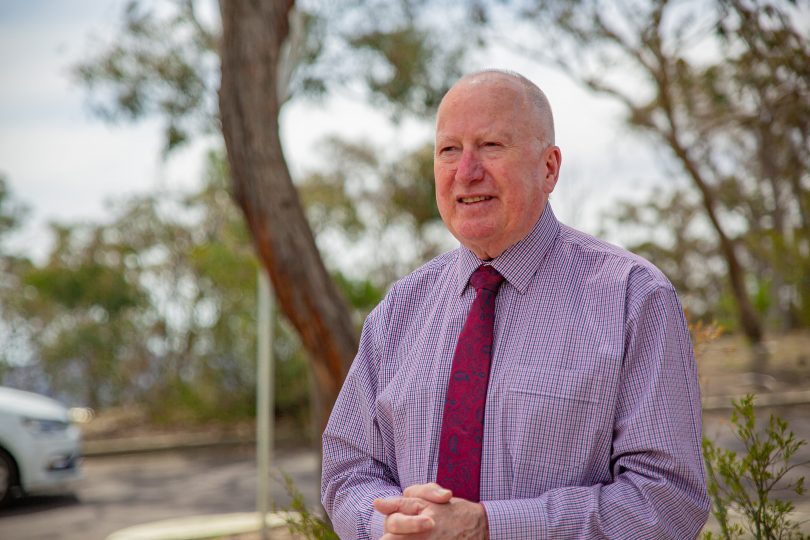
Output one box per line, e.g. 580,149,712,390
470,265,504,293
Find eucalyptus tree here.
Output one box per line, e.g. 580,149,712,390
75,0,475,424
485,0,810,363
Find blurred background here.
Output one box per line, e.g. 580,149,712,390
1,1,808,538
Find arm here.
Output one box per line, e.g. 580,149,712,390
321,300,402,540
481,285,710,539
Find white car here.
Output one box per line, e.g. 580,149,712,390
0,386,83,506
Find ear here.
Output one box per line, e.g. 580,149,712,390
542,146,562,195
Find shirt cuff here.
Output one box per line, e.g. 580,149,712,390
368,508,386,540
481,499,547,539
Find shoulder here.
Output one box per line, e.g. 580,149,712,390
555,225,688,338
363,249,459,325
359,249,459,358
384,249,459,309
556,223,674,295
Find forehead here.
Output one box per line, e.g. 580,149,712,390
436,77,532,137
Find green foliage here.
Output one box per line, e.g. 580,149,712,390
273,337,311,426
69,0,474,424
24,263,142,314
332,272,384,321
702,395,809,539
349,24,463,118
386,143,442,228
0,178,33,383
0,176,27,243
74,0,219,152
0,148,403,427
1,151,264,417
299,139,453,287
75,1,478,153
280,473,339,540
72,0,810,353
497,0,810,335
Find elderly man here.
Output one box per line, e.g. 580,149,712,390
321,70,710,539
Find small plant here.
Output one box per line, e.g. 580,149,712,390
702,395,809,539
687,310,724,356
279,473,339,540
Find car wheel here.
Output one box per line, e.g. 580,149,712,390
0,448,19,507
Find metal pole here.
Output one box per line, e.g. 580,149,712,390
256,268,274,539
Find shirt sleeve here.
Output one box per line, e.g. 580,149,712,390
481,284,710,539
321,298,402,540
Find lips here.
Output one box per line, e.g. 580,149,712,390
459,195,493,204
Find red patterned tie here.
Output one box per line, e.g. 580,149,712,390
436,265,504,502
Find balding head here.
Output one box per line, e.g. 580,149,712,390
443,69,555,148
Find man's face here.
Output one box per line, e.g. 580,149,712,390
434,77,560,260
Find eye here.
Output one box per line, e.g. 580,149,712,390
439,145,459,155
482,141,502,148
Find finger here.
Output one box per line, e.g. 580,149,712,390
403,482,452,503
373,496,428,516
385,512,435,534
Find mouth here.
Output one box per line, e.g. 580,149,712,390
458,195,494,204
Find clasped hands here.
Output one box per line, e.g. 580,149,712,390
373,483,489,539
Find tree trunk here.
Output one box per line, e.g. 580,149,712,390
218,0,356,431
646,39,766,359
665,135,764,345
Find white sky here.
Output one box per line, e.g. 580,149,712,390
0,1,668,264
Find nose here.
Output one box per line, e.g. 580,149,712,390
455,149,484,183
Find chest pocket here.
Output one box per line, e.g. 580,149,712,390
502,367,612,497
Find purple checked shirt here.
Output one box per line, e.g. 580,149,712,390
322,205,710,539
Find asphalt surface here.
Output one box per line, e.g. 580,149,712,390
0,445,319,540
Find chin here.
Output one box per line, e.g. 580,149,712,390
458,237,503,259
457,234,497,252
454,222,499,241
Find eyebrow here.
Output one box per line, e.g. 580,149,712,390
436,127,515,143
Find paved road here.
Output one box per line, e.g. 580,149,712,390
2,405,809,540
0,445,320,540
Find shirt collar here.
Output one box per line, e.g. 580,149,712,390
454,204,561,296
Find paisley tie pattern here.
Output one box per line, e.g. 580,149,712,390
436,265,504,502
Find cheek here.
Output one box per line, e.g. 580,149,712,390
433,169,453,201
502,176,541,218
516,167,544,196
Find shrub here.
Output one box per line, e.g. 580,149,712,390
702,395,809,539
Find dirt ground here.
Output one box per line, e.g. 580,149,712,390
697,330,810,395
